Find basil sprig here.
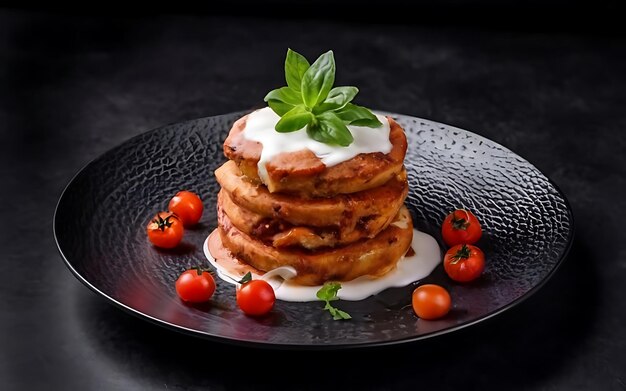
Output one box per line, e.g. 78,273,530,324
316,282,351,320
264,49,382,147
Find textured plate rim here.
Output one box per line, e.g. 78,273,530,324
53,110,575,350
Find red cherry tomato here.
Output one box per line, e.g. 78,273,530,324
168,190,204,227
441,209,482,246
146,212,183,248
175,268,216,303
236,279,276,316
444,244,485,282
412,284,451,320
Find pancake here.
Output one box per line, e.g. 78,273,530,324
223,114,407,197
215,160,408,232
219,188,402,249
217,204,414,286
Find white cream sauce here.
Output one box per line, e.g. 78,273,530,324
203,229,441,302
242,107,392,183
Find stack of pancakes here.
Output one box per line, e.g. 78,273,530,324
214,113,413,286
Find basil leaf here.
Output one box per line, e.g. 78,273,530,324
264,87,302,105
316,281,341,301
335,103,382,128
314,86,358,113
267,100,294,116
285,49,310,92
333,309,352,320
265,87,303,116
308,111,353,146
350,117,383,127
317,282,352,320
301,50,335,108
263,49,379,147
275,105,313,133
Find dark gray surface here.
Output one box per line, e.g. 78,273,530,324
53,111,572,347
2,9,625,390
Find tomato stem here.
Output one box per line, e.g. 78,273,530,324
193,266,212,276
450,210,470,231
450,244,471,264
238,272,253,285
152,213,178,231
222,271,253,286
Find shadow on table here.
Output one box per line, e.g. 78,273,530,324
76,237,597,390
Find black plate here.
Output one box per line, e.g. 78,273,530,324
54,111,573,349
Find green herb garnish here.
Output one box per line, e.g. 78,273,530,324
264,49,382,147
316,282,352,320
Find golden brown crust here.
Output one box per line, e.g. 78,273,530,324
219,188,401,249
215,160,408,231
218,205,414,286
223,113,407,197
218,189,337,249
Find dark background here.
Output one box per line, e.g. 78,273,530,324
2,5,625,390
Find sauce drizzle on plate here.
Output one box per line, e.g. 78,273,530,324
204,228,441,302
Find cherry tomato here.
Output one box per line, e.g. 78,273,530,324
175,268,216,303
444,244,485,282
146,212,184,249
236,279,276,316
168,190,204,227
441,209,482,246
412,284,451,320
